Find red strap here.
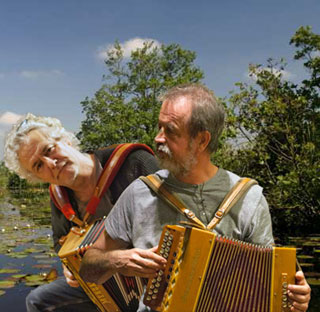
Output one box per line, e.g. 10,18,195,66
49,143,154,224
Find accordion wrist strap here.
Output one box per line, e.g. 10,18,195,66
140,174,257,231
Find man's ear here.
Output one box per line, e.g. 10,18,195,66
198,131,211,152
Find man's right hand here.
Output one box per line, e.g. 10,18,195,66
111,246,167,278
63,264,79,287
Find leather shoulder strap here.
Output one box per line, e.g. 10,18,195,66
140,174,206,229
206,177,258,230
49,184,84,226
50,143,154,226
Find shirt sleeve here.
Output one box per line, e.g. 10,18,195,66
244,195,274,246
104,182,137,247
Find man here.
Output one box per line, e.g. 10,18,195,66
4,113,159,312
79,84,311,312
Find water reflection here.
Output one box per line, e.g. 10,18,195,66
0,191,61,311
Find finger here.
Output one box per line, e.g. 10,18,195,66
149,246,158,253
66,277,80,288
138,249,167,265
290,301,308,312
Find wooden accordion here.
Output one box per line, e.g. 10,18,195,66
144,225,296,312
58,218,145,312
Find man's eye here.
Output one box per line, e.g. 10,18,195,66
36,162,43,171
47,145,55,154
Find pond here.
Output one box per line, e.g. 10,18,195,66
0,190,319,311
0,193,62,311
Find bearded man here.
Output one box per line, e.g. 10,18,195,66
79,83,311,312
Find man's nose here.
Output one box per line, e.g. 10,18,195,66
154,128,165,144
41,156,57,169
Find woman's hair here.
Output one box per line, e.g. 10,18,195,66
4,113,79,181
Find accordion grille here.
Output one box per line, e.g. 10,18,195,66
196,236,273,312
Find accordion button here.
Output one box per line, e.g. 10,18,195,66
146,296,151,301
155,282,160,288
154,289,159,294
150,284,155,289
158,270,164,276
148,290,153,295
164,253,169,258
152,278,157,284
157,276,162,282
152,294,157,299
165,247,170,252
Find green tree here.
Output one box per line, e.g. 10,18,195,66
78,41,204,150
215,26,320,238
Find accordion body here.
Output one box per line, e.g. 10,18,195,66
58,219,145,312
144,225,296,312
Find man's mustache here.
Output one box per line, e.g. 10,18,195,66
156,144,172,157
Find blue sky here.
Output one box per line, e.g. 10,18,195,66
1,0,319,159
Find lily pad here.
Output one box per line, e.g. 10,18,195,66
0,280,16,289
306,278,320,286
0,269,20,274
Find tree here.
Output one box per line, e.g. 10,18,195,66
77,41,204,150
215,26,320,238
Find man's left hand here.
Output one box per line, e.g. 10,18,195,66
287,271,311,312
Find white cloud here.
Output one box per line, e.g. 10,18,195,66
0,111,22,126
0,73,5,79
246,67,295,81
20,69,63,79
97,37,162,60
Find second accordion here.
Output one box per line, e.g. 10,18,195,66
144,224,296,312
58,218,145,312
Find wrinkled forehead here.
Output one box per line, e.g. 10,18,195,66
160,96,192,123
17,129,52,170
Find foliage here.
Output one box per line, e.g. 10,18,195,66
77,41,204,150
215,26,320,238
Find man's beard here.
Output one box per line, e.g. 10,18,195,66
156,143,197,178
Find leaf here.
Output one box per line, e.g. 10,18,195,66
0,280,16,289
43,269,58,282
0,269,20,274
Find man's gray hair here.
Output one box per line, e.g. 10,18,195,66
4,113,79,182
160,83,225,153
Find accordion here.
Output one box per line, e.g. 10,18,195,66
58,219,145,312
144,225,296,312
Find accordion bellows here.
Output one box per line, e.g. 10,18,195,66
144,225,296,312
58,219,145,312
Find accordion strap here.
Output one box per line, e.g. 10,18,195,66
50,143,154,226
206,177,258,230
140,174,257,231
140,175,206,229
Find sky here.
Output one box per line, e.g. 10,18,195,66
1,0,319,160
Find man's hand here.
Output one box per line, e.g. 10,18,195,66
63,264,79,288
111,246,167,278
288,271,311,312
